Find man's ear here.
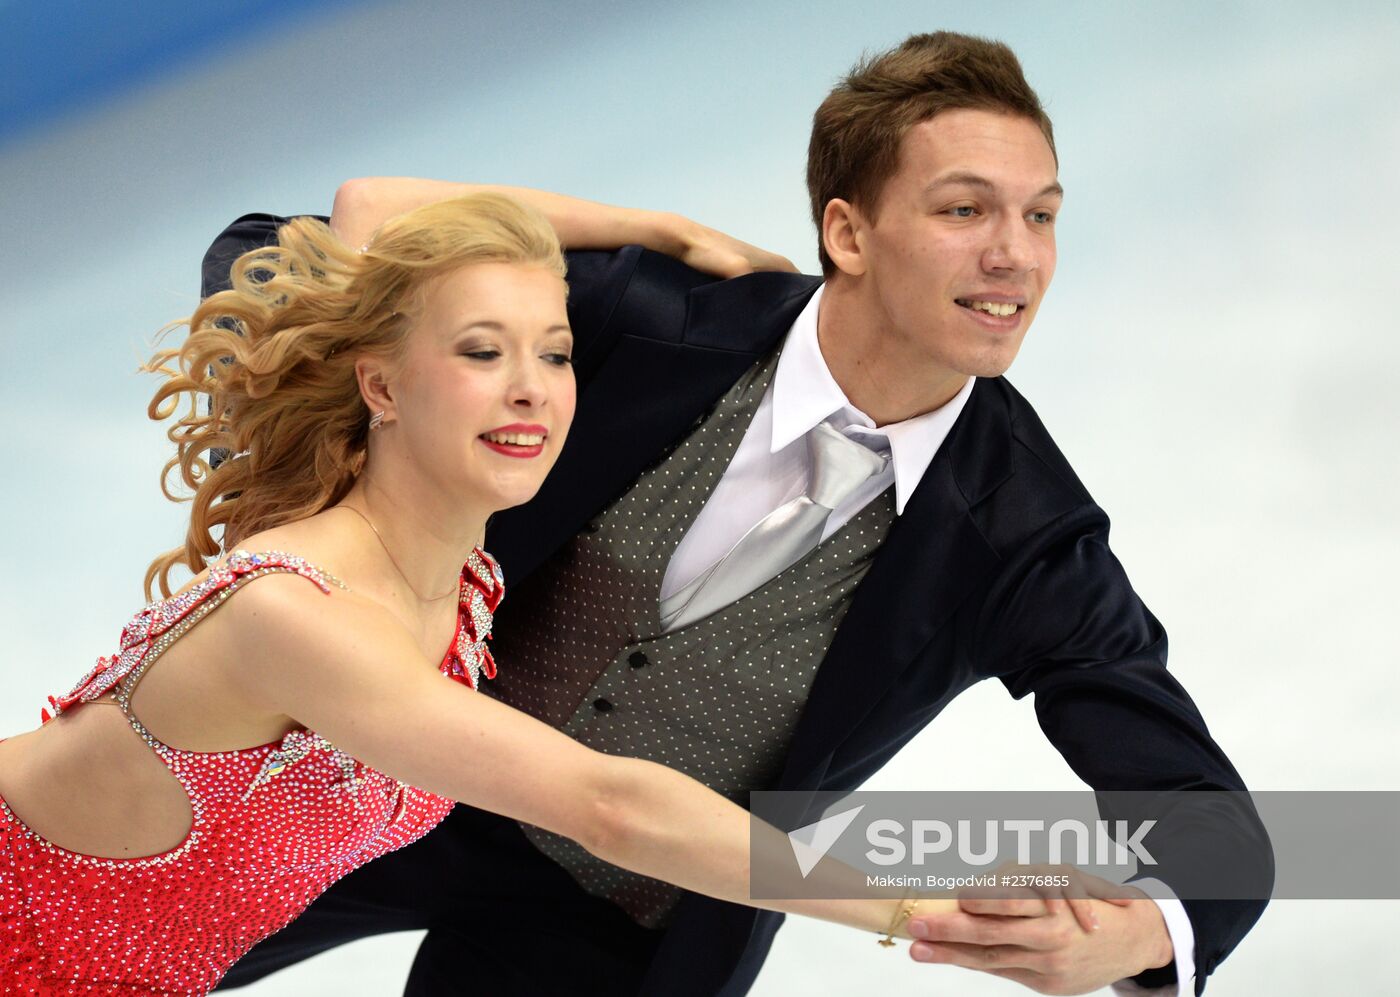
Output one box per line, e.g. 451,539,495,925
355,355,397,426
822,198,868,277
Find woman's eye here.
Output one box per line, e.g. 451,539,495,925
463,350,500,361
543,352,574,367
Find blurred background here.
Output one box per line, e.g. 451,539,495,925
2,1,1396,993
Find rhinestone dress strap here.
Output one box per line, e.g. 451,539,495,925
442,547,505,690
43,550,347,724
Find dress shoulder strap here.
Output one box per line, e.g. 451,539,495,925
44,550,346,723
442,546,505,690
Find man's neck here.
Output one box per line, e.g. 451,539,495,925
816,278,969,427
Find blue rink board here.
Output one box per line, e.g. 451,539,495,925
0,0,374,146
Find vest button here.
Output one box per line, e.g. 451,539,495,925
628,651,649,669
593,697,613,712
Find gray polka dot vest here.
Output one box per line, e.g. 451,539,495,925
485,346,896,927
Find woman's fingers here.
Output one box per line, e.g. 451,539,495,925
678,222,798,277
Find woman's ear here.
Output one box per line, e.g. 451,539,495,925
822,198,869,278
355,356,396,428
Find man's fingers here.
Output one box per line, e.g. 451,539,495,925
910,911,1004,947
958,889,1046,918
994,864,1120,931
973,883,1097,934
1082,876,1142,906
957,882,1049,911
909,939,1044,974
912,945,1048,993
1067,896,1101,933
911,910,1072,952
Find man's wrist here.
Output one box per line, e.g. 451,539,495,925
1141,902,1175,974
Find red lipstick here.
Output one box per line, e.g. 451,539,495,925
479,423,548,459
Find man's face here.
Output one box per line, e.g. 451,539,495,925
852,108,1061,382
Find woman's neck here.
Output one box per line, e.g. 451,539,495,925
337,473,486,605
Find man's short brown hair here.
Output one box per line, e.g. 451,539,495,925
807,32,1056,275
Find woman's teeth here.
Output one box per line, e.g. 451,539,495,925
482,431,545,446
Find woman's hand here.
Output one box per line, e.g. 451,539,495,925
660,212,798,278
332,178,798,279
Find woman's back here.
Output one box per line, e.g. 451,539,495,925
0,545,503,993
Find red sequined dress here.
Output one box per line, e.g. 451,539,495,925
0,547,504,995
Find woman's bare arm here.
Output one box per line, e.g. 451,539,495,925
225,574,932,937
331,177,797,278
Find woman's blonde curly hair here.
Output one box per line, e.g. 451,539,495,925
144,192,566,599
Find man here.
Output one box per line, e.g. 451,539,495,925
212,31,1266,996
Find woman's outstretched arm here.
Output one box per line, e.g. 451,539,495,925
225,573,934,939
330,177,797,278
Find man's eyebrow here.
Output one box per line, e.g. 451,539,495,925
924,171,995,193
924,172,1065,200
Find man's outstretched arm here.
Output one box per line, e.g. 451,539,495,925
907,506,1270,994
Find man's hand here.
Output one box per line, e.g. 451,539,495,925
905,889,1174,995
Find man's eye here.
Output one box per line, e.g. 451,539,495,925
946,205,978,218
1029,210,1056,224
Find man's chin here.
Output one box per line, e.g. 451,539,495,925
949,354,1018,381
959,341,1026,380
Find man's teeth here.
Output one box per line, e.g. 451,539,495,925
962,300,1020,317
482,432,545,446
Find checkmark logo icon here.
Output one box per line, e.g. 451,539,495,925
787,805,865,878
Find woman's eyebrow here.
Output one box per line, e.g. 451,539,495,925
456,320,572,335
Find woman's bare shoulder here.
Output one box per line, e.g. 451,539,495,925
229,510,362,570
197,516,407,659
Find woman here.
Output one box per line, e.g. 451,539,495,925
0,193,926,993
0,191,1106,993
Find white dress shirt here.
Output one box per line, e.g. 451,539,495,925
659,283,1196,995
661,284,973,601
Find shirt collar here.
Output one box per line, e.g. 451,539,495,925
769,283,976,514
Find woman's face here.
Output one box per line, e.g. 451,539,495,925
383,261,575,516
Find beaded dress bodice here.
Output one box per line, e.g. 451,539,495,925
0,547,503,995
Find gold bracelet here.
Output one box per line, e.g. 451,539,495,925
878,891,919,948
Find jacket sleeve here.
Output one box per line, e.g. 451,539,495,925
201,212,291,298
978,505,1272,992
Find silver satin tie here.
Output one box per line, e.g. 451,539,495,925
659,421,888,631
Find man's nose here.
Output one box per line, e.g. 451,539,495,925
982,218,1038,275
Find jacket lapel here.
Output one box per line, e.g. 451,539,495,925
777,379,1014,788
488,267,820,584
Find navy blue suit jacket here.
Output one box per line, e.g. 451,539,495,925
203,218,1269,995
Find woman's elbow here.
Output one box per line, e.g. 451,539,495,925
329,178,383,244
332,176,377,208
571,756,646,865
